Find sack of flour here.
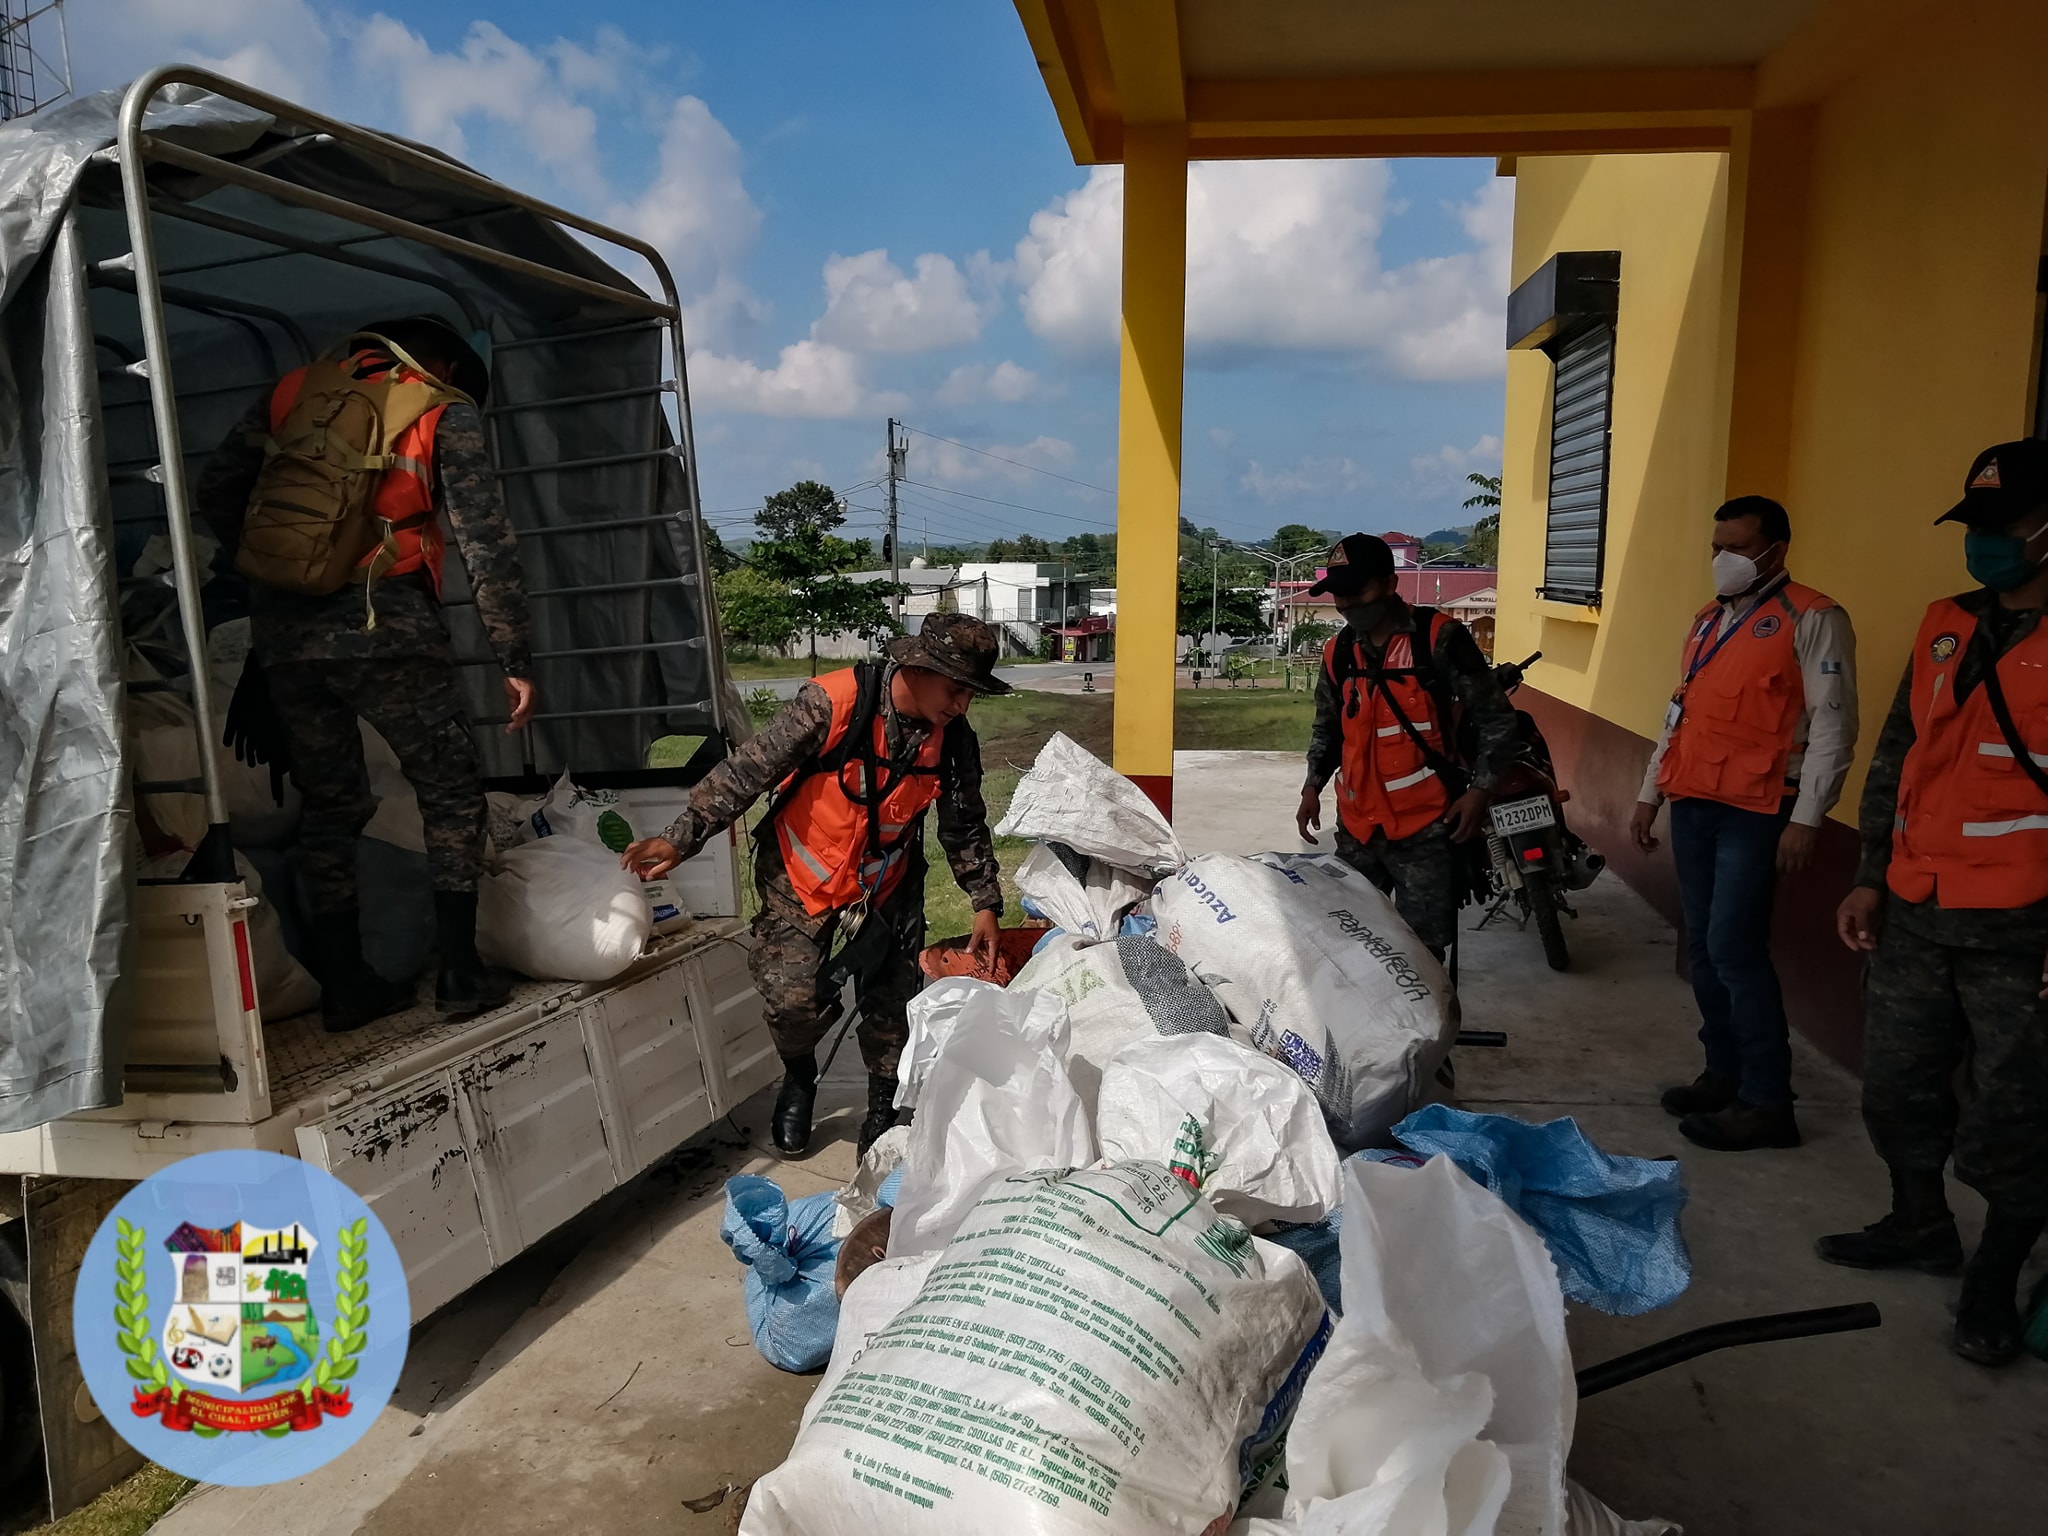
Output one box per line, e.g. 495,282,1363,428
745,1162,1331,1536
1154,853,1457,1146
477,836,651,982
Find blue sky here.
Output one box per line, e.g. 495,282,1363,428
74,1,1510,551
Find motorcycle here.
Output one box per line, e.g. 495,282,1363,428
1474,650,1605,970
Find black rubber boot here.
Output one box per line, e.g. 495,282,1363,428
1816,1167,1963,1273
1952,1206,2047,1367
773,1054,820,1157
1659,1070,1738,1118
857,1074,900,1158
312,908,414,1035
434,890,514,1019
1678,1099,1801,1151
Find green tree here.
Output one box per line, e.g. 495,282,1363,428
1271,523,1330,558
749,480,900,674
1461,473,1502,510
714,566,798,653
986,533,1054,561
1176,565,1266,644
700,523,743,576
1463,513,1501,567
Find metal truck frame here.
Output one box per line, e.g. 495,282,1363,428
0,67,773,1517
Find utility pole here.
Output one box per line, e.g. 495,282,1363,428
1209,541,1220,664
885,417,907,623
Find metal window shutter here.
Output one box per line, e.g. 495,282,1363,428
1543,323,1614,604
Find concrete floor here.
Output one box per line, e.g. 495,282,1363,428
152,752,2048,1535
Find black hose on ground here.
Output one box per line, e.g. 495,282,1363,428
1575,1302,1883,1398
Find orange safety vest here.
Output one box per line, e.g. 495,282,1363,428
1889,597,2048,909
1323,615,1456,843
1657,578,1835,814
267,349,450,596
773,668,948,917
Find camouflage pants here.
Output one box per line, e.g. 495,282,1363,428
749,883,927,1079
1335,821,1460,957
1863,919,2048,1218
266,658,486,914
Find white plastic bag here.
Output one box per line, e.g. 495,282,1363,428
995,731,1185,872
1564,1483,1681,1536
477,836,651,982
138,851,321,1022
1155,853,1458,1146
895,977,1004,1110
885,984,1091,1261
1096,1034,1342,1227
832,1125,912,1240
746,1162,1330,1536
1014,840,1152,940
1008,933,1233,1108
1282,1157,1573,1536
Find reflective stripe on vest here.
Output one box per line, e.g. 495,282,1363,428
1889,597,2048,907
1656,578,1833,815
267,352,449,596
774,668,947,917
1324,618,1454,842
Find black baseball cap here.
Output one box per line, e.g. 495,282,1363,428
1306,533,1396,596
1938,439,2048,529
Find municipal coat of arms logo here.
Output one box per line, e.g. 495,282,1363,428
1930,632,1960,663
115,1213,370,1437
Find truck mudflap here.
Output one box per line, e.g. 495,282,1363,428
295,933,772,1320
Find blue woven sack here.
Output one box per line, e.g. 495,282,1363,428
720,1175,842,1371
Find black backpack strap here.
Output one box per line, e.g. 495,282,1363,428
760,662,887,831
1974,627,2048,801
1357,612,1470,798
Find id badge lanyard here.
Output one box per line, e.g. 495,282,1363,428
1666,574,1789,730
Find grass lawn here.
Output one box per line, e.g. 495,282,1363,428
724,654,827,680
9,1466,193,1536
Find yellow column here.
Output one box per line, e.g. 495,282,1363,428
1113,123,1188,817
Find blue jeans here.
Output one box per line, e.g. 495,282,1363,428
1668,795,1796,1106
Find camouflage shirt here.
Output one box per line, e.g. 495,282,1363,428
195,394,533,677
1306,602,1522,796
661,666,1004,934
1854,591,2048,949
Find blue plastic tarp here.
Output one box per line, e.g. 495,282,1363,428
1363,1105,1692,1316
721,1175,842,1371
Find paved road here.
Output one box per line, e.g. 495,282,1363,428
740,661,1114,700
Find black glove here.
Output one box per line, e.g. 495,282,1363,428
221,653,294,807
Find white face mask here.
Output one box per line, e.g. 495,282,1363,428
1712,545,1779,597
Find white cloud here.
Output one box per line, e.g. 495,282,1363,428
1410,434,1503,490
1013,163,1514,380
1240,457,1367,504
692,340,903,420
936,360,1041,406
907,434,1079,487
72,0,334,102
813,250,988,353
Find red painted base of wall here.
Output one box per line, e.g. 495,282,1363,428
1131,773,1173,821
1519,687,1868,1073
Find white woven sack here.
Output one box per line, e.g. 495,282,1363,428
995,731,1185,872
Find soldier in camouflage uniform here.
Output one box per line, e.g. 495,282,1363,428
196,316,534,1033
1298,534,1520,957
620,614,1008,1157
1823,439,2048,1366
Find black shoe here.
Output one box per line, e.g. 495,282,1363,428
857,1074,900,1158
1951,1206,2047,1367
432,889,516,1018
1815,1213,1964,1273
1679,1099,1801,1151
773,1055,820,1157
1660,1071,1738,1118
312,908,415,1034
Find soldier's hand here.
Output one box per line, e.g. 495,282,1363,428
620,836,681,881
967,909,1002,976
1836,886,1884,952
1444,788,1491,844
503,676,537,734
1296,785,1323,843
1777,821,1818,875
1629,800,1661,853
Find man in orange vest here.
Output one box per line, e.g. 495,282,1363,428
1823,441,2048,1366
619,614,1007,1158
1296,534,1520,958
197,317,537,1033
1631,496,1858,1152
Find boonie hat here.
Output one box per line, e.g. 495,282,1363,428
887,612,1013,695
1938,439,2048,529
1306,533,1396,597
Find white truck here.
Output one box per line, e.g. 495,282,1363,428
0,68,775,1516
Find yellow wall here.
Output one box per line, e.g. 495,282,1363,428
1501,0,2048,822
1496,153,1735,748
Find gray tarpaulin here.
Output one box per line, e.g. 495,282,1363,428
1,83,721,1132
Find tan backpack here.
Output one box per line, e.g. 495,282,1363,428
234,334,470,596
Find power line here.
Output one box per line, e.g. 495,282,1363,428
902,478,1117,529
899,424,1116,497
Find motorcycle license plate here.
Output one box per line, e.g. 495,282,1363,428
1490,796,1556,835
